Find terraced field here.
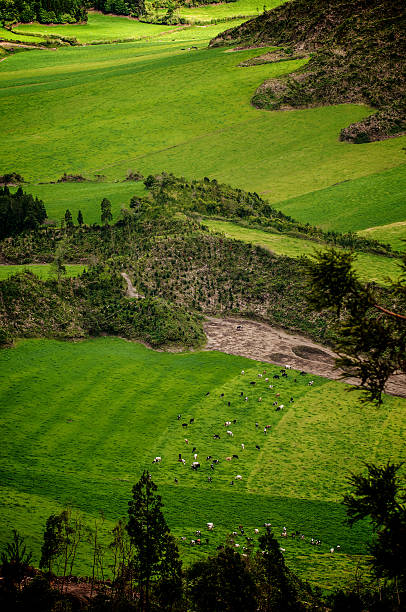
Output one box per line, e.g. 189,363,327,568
1,338,405,589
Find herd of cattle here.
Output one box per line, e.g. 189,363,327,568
149,364,341,556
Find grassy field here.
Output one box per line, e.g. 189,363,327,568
157,0,280,23
1,21,405,216
0,264,85,280
275,164,406,237
0,337,405,589
17,181,146,225
13,13,174,44
358,221,406,253
0,27,47,43
203,219,403,285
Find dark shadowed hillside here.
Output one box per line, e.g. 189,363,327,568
210,0,406,143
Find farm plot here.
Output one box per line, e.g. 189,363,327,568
0,31,405,222
0,337,404,590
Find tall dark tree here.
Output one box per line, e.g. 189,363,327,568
126,471,182,612
64,209,74,228
253,528,301,611
100,198,113,226
39,513,64,576
306,248,406,404
77,210,84,226
343,461,406,595
0,186,46,239
187,546,257,612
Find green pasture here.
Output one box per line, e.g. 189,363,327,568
157,0,280,23
275,164,406,237
19,181,145,225
203,219,403,285
358,221,406,253
13,13,173,44
0,337,405,589
1,27,405,224
0,27,46,43
0,264,85,280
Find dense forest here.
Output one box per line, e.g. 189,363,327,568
210,0,406,143
0,186,47,240
0,0,87,24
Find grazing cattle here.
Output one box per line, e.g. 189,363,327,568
232,419,237,424
208,476,212,483
309,380,314,386
279,404,284,410
181,459,186,465
230,480,234,486
220,393,224,397
263,428,267,434
182,423,188,428
255,422,259,428
265,378,269,382
206,455,212,460
285,364,292,369
224,421,232,427
245,397,248,401
250,381,256,385
258,374,262,378
227,430,233,437
273,401,278,406
232,454,239,459
207,523,214,530
240,392,244,396
280,547,286,552
190,418,194,424
226,457,232,461
254,528,259,534
152,456,161,463
258,397,262,402
241,443,245,450
192,447,196,453
206,391,210,395
241,370,245,375
174,478,178,484
213,434,220,440
178,453,182,460
282,373,288,378
228,401,231,407
236,475,242,480
177,414,181,420
191,462,200,470
237,326,243,331
330,548,335,553
273,375,280,379
264,523,271,528
213,459,220,464
300,371,306,376
269,385,274,389
185,438,189,444
194,453,198,460
256,445,260,450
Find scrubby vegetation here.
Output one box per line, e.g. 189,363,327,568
210,0,406,142
0,0,87,24
143,172,397,256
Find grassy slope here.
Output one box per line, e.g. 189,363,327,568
275,164,406,236
158,0,281,23
0,26,405,207
203,219,403,285
0,264,85,280
18,181,146,224
358,222,406,253
1,337,405,589
13,13,173,43
0,27,47,43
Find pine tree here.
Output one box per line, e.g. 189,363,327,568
77,210,84,226
100,198,113,226
64,209,73,228
127,471,182,612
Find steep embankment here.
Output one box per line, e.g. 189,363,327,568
210,0,406,142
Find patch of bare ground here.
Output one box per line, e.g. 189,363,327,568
203,317,406,398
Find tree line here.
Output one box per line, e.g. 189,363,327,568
0,186,47,240
1,464,405,610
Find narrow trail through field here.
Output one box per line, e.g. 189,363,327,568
203,316,406,398
121,272,144,298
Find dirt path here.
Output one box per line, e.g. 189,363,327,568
203,316,406,398
121,272,144,298
0,41,54,50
